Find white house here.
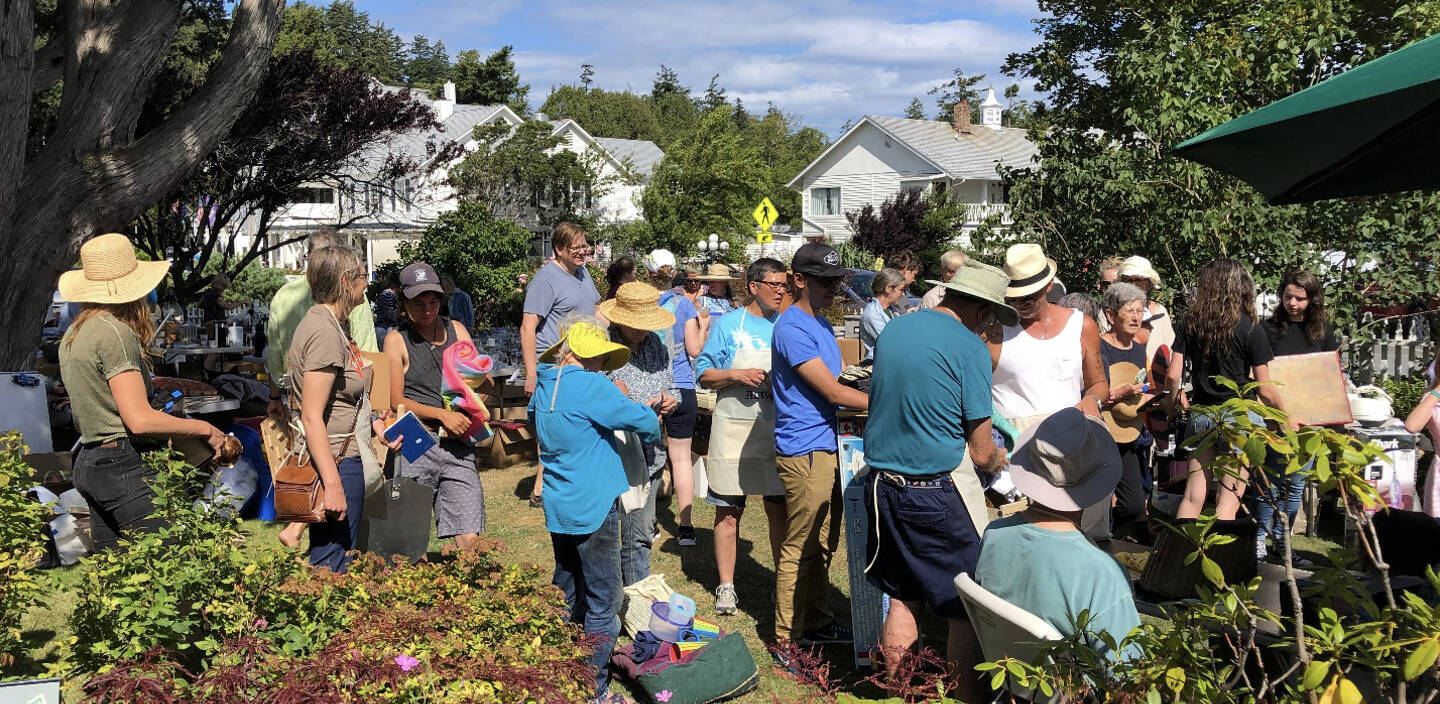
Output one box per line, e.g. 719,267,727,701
250,81,663,274
785,87,1037,247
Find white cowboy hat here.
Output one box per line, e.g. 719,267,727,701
1003,243,1057,298
1009,407,1123,512
58,234,171,305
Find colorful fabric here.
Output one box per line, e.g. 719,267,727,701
440,340,494,443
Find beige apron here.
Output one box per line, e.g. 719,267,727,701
705,320,784,497
949,453,993,536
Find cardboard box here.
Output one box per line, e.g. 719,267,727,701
838,338,861,369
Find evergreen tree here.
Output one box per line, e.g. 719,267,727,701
451,46,530,113
928,67,985,122
700,74,728,111
405,35,450,90
580,63,594,91
903,97,926,120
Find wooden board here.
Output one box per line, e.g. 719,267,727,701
358,351,391,411
1267,351,1353,427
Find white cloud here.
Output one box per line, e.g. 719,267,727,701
359,0,1043,136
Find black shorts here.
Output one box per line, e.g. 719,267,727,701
862,471,980,619
663,387,698,439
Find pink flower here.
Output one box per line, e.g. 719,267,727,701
252,617,267,629
394,654,419,672
656,691,673,702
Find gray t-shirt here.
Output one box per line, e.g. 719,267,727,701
523,262,600,349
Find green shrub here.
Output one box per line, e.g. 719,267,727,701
74,448,596,702
0,433,47,673
1381,370,1429,420
391,202,535,328
68,449,306,673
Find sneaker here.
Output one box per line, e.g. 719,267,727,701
715,583,738,615
771,649,799,677
677,525,696,547
1255,538,1268,562
799,622,853,645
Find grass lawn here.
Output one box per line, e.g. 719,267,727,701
17,461,1348,703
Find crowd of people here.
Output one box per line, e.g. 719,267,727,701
56,219,1357,703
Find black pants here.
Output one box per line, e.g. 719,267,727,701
72,439,164,551
1111,440,1148,542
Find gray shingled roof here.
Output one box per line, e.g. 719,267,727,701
866,116,1039,180
593,137,665,180
354,87,510,172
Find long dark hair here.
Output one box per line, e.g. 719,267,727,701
1186,258,1256,359
604,257,636,301
1270,269,1328,347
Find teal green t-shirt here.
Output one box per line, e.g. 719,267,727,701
976,514,1142,662
863,309,994,475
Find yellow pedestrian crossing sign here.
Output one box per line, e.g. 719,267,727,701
752,197,778,243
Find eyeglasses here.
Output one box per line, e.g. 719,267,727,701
752,279,788,291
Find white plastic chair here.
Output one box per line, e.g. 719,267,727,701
955,573,1063,703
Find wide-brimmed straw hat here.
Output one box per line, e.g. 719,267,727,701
925,259,1020,326
693,263,740,282
1101,361,1154,443
1010,407,1123,512
1118,256,1162,288
539,321,630,371
598,282,677,331
59,233,171,304
1003,243,1057,298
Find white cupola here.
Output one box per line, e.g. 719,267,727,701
980,87,1004,130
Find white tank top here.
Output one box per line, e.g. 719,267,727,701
992,308,1086,420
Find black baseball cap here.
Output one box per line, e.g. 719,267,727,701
399,262,445,299
791,242,846,277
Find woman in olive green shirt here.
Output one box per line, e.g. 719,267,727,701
58,235,227,551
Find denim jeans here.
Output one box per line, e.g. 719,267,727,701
72,439,164,551
308,457,365,573
1254,459,1312,544
551,500,624,698
620,472,660,588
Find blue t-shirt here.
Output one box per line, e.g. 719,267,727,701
528,364,663,535
771,306,843,456
976,515,1143,662
696,308,775,378
659,292,698,390
864,310,994,475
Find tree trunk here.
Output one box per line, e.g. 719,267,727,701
0,0,284,370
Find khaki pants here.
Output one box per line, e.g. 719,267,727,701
774,450,840,641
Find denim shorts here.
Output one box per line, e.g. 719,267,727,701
862,471,980,618
1183,410,1266,453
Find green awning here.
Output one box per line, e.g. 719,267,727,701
1173,32,1440,204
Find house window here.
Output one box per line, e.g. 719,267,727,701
294,187,334,204
810,187,841,216
934,181,947,195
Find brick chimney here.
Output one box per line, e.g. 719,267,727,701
953,101,971,133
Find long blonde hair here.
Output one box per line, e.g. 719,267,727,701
67,300,157,361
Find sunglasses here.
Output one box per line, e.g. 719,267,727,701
1006,289,1046,305
682,279,701,290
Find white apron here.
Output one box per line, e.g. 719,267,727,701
705,318,784,497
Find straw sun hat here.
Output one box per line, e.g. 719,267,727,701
59,233,170,304
598,282,677,331
1003,243,1057,298
693,263,740,282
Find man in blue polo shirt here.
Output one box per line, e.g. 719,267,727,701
771,242,869,649
863,259,1015,699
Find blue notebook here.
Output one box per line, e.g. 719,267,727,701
383,412,437,463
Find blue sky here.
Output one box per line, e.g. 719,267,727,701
351,0,1045,137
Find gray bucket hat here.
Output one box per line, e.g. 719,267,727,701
924,259,1020,326
1009,407,1123,512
